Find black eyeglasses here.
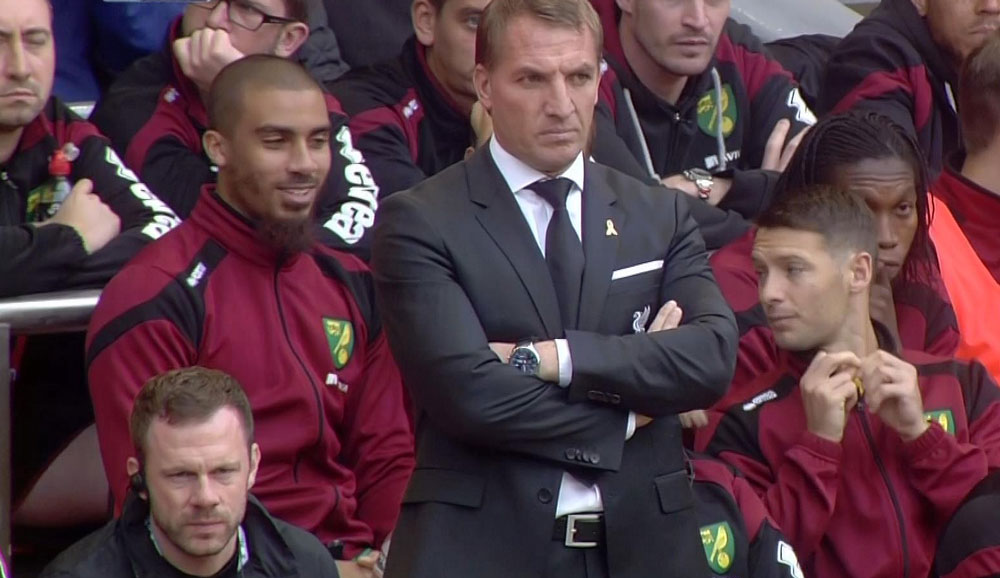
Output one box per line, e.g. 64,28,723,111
189,0,298,32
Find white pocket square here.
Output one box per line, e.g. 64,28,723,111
611,260,664,280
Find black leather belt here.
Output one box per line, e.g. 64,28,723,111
553,513,604,548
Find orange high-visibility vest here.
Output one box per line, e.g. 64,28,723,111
929,193,1000,382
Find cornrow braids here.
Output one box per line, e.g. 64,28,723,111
774,110,933,284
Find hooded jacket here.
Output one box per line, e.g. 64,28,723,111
820,0,961,175
40,493,338,578
697,329,1000,578
86,188,414,557
596,14,815,225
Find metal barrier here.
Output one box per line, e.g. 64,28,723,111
0,289,102,558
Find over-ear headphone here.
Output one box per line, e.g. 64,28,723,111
130,471,147,494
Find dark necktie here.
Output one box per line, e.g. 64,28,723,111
532,178,584,330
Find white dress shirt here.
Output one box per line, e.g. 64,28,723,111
489,138,635,517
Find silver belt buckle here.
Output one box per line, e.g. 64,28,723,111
564,513,601,548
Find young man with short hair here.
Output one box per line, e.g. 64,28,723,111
593,0,814,240
92,0,378,236
87,56,414,578
41,367,339,578
697,185,1000,578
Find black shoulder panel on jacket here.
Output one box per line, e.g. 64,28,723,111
312,252,381,343
86,239,227,366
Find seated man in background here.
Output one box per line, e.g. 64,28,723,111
87,56,413,578
326,0,492,253
697,186,1000,578
0,0,179,527
822,0,1000,175
92,0,377,228
593,0,814,245
929,31,1000,382
41,367,340,578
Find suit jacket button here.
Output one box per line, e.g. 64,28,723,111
565,448,578,460
537,488,553,503
589,454,601,465
587,390,607,402
609,393,621,404
580,451,591,462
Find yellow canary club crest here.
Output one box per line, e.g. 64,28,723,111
700,521,735,574
697,84,738,138
924,409,956,435
323,317,355,369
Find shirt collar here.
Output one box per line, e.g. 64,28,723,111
489,137,585,195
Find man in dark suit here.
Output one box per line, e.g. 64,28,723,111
371,0,738,576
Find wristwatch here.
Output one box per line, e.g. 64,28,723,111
682,168,714,200
508,340,541,376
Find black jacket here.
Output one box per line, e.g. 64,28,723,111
373,148,737,577
41,493,339,578
0,96,179,298
600,20,814,219
820,0,960,175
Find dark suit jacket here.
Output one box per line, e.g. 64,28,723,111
372,147,738,578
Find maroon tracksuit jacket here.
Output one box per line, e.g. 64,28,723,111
697,331,1000,578
86,188,414,556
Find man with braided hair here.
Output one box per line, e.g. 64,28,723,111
707,111,958,399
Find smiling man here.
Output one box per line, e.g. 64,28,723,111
86,56,414,578
697,185,1000,578
91,0,379,233
41,368,340,578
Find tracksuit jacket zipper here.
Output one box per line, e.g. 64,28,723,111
856,400,910,578
272,264,326,483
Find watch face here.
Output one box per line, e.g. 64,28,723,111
510,347,540,374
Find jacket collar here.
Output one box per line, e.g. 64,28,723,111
465,146,621,334
783,320,900,377
873,0,958,88
120,491,299,578
403,36,473,135
189,185,306,270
